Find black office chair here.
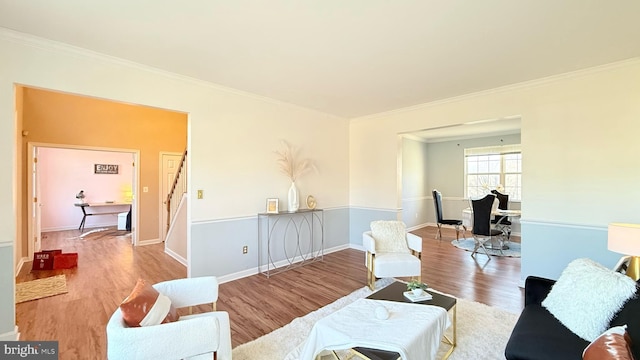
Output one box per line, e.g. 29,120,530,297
470,194,504,258
490,190,511,241
432,189,465,241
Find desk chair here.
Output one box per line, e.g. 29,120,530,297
433,189,465,241
470,194,505,259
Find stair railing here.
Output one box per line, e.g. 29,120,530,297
166,150,187,235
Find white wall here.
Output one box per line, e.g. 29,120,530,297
38,147,133,231
0,28,350,338
165,194,188,264
351,59,640,282
400,137,429,228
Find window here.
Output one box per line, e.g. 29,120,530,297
464,145,521,201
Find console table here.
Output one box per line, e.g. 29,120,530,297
257,209,324,277
75,202,131,232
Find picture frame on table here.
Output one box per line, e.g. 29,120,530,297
266,198,279,214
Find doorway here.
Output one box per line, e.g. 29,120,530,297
398,117,522,231
27,143,140,257
159,152,183,242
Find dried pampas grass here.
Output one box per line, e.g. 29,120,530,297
275,141,315,182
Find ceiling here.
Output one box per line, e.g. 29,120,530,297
1,1,639,119
408,117,522,143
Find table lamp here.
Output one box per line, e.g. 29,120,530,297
608,223,640,281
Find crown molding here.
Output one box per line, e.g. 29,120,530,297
352,57,640,122
0,27,345,120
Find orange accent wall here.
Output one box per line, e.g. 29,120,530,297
19,87,187,255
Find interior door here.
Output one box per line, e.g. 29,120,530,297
160,153,183,242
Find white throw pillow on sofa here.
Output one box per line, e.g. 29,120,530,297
541,258,637,342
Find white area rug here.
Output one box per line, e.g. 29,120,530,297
232,278,519,360
452,238,521,258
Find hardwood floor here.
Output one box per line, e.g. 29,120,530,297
16,226,523,360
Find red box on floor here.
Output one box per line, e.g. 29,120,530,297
32,249,63,270
53,253,78,269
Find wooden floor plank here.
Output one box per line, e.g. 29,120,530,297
15,226,523,359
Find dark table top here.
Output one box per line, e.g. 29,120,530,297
366,281,457,311
356,281,457,360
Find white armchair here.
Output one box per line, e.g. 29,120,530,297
106,276,232,360
363,221,422,290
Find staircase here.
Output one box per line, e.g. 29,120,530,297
164,150,188,264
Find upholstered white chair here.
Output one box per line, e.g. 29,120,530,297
363,220,422,290
106,276,232,360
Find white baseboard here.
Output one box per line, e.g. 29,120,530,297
406,222,430,231
217,268,259,284
15,257,29,275
217,244,351,284
137,238,162,246
0,326,19,341
164,247,187,266
350,243,365,252
42,225,82,232
42,222,118,232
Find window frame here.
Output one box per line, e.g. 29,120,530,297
464,145,521,201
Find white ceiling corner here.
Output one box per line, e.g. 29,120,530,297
0,0,639,121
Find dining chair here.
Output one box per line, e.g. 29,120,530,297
432,189,465,241
490,190,512,241
470,194,505,259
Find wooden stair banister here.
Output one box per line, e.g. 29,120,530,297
166,150,188,234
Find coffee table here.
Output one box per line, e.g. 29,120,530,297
353,281,457,360
299,296,450,360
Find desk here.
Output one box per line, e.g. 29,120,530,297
462,208,521,249
75,202,131,232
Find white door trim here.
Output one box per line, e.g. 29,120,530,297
26,142,141,254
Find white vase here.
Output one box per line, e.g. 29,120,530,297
287,182,299,212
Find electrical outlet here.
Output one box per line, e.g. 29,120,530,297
242,245,248,254
197,190,203,199
143,186,149,193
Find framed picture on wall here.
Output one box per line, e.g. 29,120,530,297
94,164,119,174
266,198,279,213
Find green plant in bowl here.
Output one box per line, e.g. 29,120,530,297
406,280,428,295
